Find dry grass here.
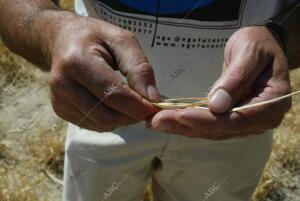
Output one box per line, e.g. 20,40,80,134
252,69,300,201
0,29,66,200
0,1,300,201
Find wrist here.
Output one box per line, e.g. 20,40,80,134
243,25,287,57
29,10,77,70
256,1,300,68
265,22,287,54
249,23,287,56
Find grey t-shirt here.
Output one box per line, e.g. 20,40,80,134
74,0,293,97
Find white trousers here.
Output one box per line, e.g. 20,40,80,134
63,122,273,201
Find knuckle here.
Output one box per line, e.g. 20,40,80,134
56,48,82,72
127,62,153,84
111,30,137,46
134,62,153,74
228,66,247,86
233,39,257,56
48,74,70,93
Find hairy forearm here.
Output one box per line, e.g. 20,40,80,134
0,0,75,70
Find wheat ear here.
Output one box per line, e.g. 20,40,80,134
153,90,300,112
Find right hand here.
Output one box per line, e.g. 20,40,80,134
49,14,161,132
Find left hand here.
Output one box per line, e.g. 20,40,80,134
147,26,292,140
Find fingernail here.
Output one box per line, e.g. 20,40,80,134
209,89,232,113
147,85,161,102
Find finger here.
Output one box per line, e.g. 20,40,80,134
268,49,291,95
65,83,137,130
148,100,283,136
183,83,290,129
50,91,100,131
63,55,159,121
148,51,290,138
58,80,138,129
234,52,291,110
147,109,244,135
208,42,273,113
175,108,273,134
146,109,267,139
104,30,161,102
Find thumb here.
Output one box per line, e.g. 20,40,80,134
208,48,272,113
106,31,161,102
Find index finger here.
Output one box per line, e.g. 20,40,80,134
147,91,288,138
67,54,159,121
103,29,161,101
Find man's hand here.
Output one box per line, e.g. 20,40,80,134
147,26,291,139
0,0,160,132
49,15,161,132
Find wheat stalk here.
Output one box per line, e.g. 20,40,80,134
153,90,300,112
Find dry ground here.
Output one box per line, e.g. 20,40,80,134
0,1,300,201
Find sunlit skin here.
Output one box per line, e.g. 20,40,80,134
147,26,292,139
0,0,298,139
